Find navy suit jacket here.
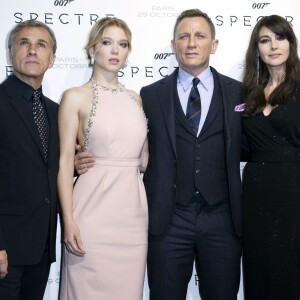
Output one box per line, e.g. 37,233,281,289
141,67,243,237
0,75,59,264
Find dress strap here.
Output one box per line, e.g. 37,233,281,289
83,80,99,151
123,89,148,129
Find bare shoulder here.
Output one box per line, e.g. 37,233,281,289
128,89,143,107
60,83,92,109
62,83,91,100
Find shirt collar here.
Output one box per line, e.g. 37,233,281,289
11,74,43,103
177,67,212,92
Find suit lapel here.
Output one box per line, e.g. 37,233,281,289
44,99,58,166
198,73,222,138
210,67,236,153
4,77,47,162
157,69,178,156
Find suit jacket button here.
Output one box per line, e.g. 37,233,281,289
173,184,176,189
44,197,50,204
195,169,200,174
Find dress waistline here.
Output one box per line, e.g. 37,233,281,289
249,148,300,162
94,158,140,167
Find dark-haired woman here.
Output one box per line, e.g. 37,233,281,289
242,15,300,298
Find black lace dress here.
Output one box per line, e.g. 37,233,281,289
242,89,300,299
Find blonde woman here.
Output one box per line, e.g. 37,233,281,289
58,17,148,300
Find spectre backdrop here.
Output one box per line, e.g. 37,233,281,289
0,1,299,299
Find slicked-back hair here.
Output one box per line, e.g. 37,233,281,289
8,19,57,54
85,17,132,64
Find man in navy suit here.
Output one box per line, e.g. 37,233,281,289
0,20,59,299
140,9,243,300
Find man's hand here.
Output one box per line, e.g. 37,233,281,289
74,144,95,175
0,250,8,279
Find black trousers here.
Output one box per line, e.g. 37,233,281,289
147,195,241,300
0,246,51,300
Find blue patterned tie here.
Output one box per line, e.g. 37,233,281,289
32,90,48,161
186,77,201,135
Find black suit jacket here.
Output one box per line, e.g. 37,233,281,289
0,75,59,265
141,67,243,237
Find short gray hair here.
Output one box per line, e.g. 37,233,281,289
8,20,57,54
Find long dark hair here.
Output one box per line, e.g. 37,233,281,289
242,15,300,116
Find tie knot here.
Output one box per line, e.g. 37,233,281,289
192,77,200,88
32,90,41,102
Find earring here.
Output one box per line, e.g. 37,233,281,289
123,60,128,68
256,52,260,86
90,56,95,67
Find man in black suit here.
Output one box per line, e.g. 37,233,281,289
0,20,59,300
140,9,243,300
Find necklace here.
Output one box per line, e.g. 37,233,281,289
90,77,124,93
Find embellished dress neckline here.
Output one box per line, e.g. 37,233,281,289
83,78,148,152
90,77,125,93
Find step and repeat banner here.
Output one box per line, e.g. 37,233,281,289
0,1,299,299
